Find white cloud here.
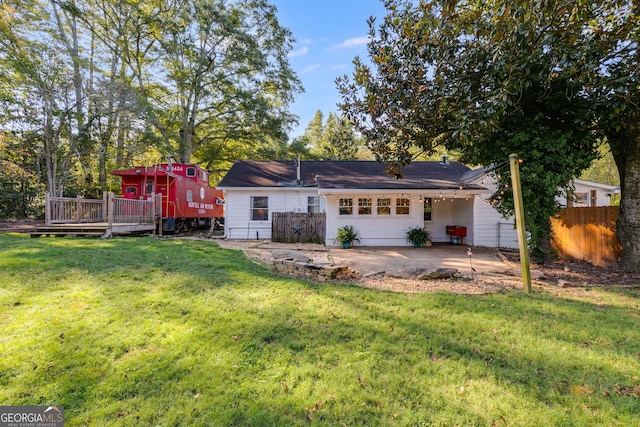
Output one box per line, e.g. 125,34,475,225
289,46,309,57
334,36,370,49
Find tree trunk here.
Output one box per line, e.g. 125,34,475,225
609,124,640,272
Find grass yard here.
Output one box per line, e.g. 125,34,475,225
0,233,639,426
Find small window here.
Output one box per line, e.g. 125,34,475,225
186,189,193,202
377,198,391,215
145,179,154,195
396,197,410,215
423,198,433,221
358,198,372,215
125,186,137,197
186,167,197,177
339,198,353,215
308,196,320,213
574,192,588,207
251,196,269,221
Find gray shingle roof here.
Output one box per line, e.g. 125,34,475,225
217,160,486,190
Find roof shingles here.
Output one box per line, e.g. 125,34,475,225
217,160,485,190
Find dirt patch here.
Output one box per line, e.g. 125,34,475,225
500,251,640,287
213,239,640,294
211,239,521,294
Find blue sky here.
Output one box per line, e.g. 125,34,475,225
270,0,388,139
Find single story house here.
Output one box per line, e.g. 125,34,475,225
216,159,521,248
558,179,620,207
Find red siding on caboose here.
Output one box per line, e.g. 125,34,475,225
111,163,224,224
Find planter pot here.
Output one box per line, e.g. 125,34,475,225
342,242,351,249
413,242,421,248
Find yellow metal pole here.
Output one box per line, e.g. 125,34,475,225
509,154,532,293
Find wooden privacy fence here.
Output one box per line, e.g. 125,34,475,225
271,212,326,244
550,207,621,267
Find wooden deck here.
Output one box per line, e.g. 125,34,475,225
28,192,161,238
30,222,158,238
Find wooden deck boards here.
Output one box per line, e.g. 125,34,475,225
30,222,157,238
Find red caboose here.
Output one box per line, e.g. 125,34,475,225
111,163,224,233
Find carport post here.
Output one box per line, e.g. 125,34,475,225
509,154,532,293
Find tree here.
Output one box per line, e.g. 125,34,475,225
127,0,301,165
338,0,640,269
314,113,363,160
298,110,365,160
580,144,620,188
0,131,44,219
1,0,302,202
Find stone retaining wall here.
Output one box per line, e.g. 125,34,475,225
272,259,358,282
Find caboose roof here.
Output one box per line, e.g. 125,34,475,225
111,164,200,177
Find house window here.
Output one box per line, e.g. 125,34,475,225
339,198,353,215
377,198,391,215
396,197,410,215
308,196,320,213
358,198,372,215
251,196,269,221
574,192,589,207
423,198,433,221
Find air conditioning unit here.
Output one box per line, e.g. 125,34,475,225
295,207,302,212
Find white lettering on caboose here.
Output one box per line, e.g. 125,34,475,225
188,202,214,209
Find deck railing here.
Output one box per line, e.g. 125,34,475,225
45,193,107,224
46,192,160,226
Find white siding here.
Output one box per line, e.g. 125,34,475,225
223,188,322,240
472,196,519,248
223,186,512,248
324,194,475,247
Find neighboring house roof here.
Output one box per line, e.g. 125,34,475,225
217,160,488,191
572,179,620,193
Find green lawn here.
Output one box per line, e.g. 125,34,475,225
0,233,639,426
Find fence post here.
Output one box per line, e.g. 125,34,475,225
77,195,83,223
102,191,108,222
107,192,114,227
45,192,51,225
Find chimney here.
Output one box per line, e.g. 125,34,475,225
296,154,301,185
441,153,449,164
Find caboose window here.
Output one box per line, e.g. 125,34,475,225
250,196,269,221
186,167,197,177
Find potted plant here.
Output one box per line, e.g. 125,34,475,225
335,225,360,249
406,226,432,248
